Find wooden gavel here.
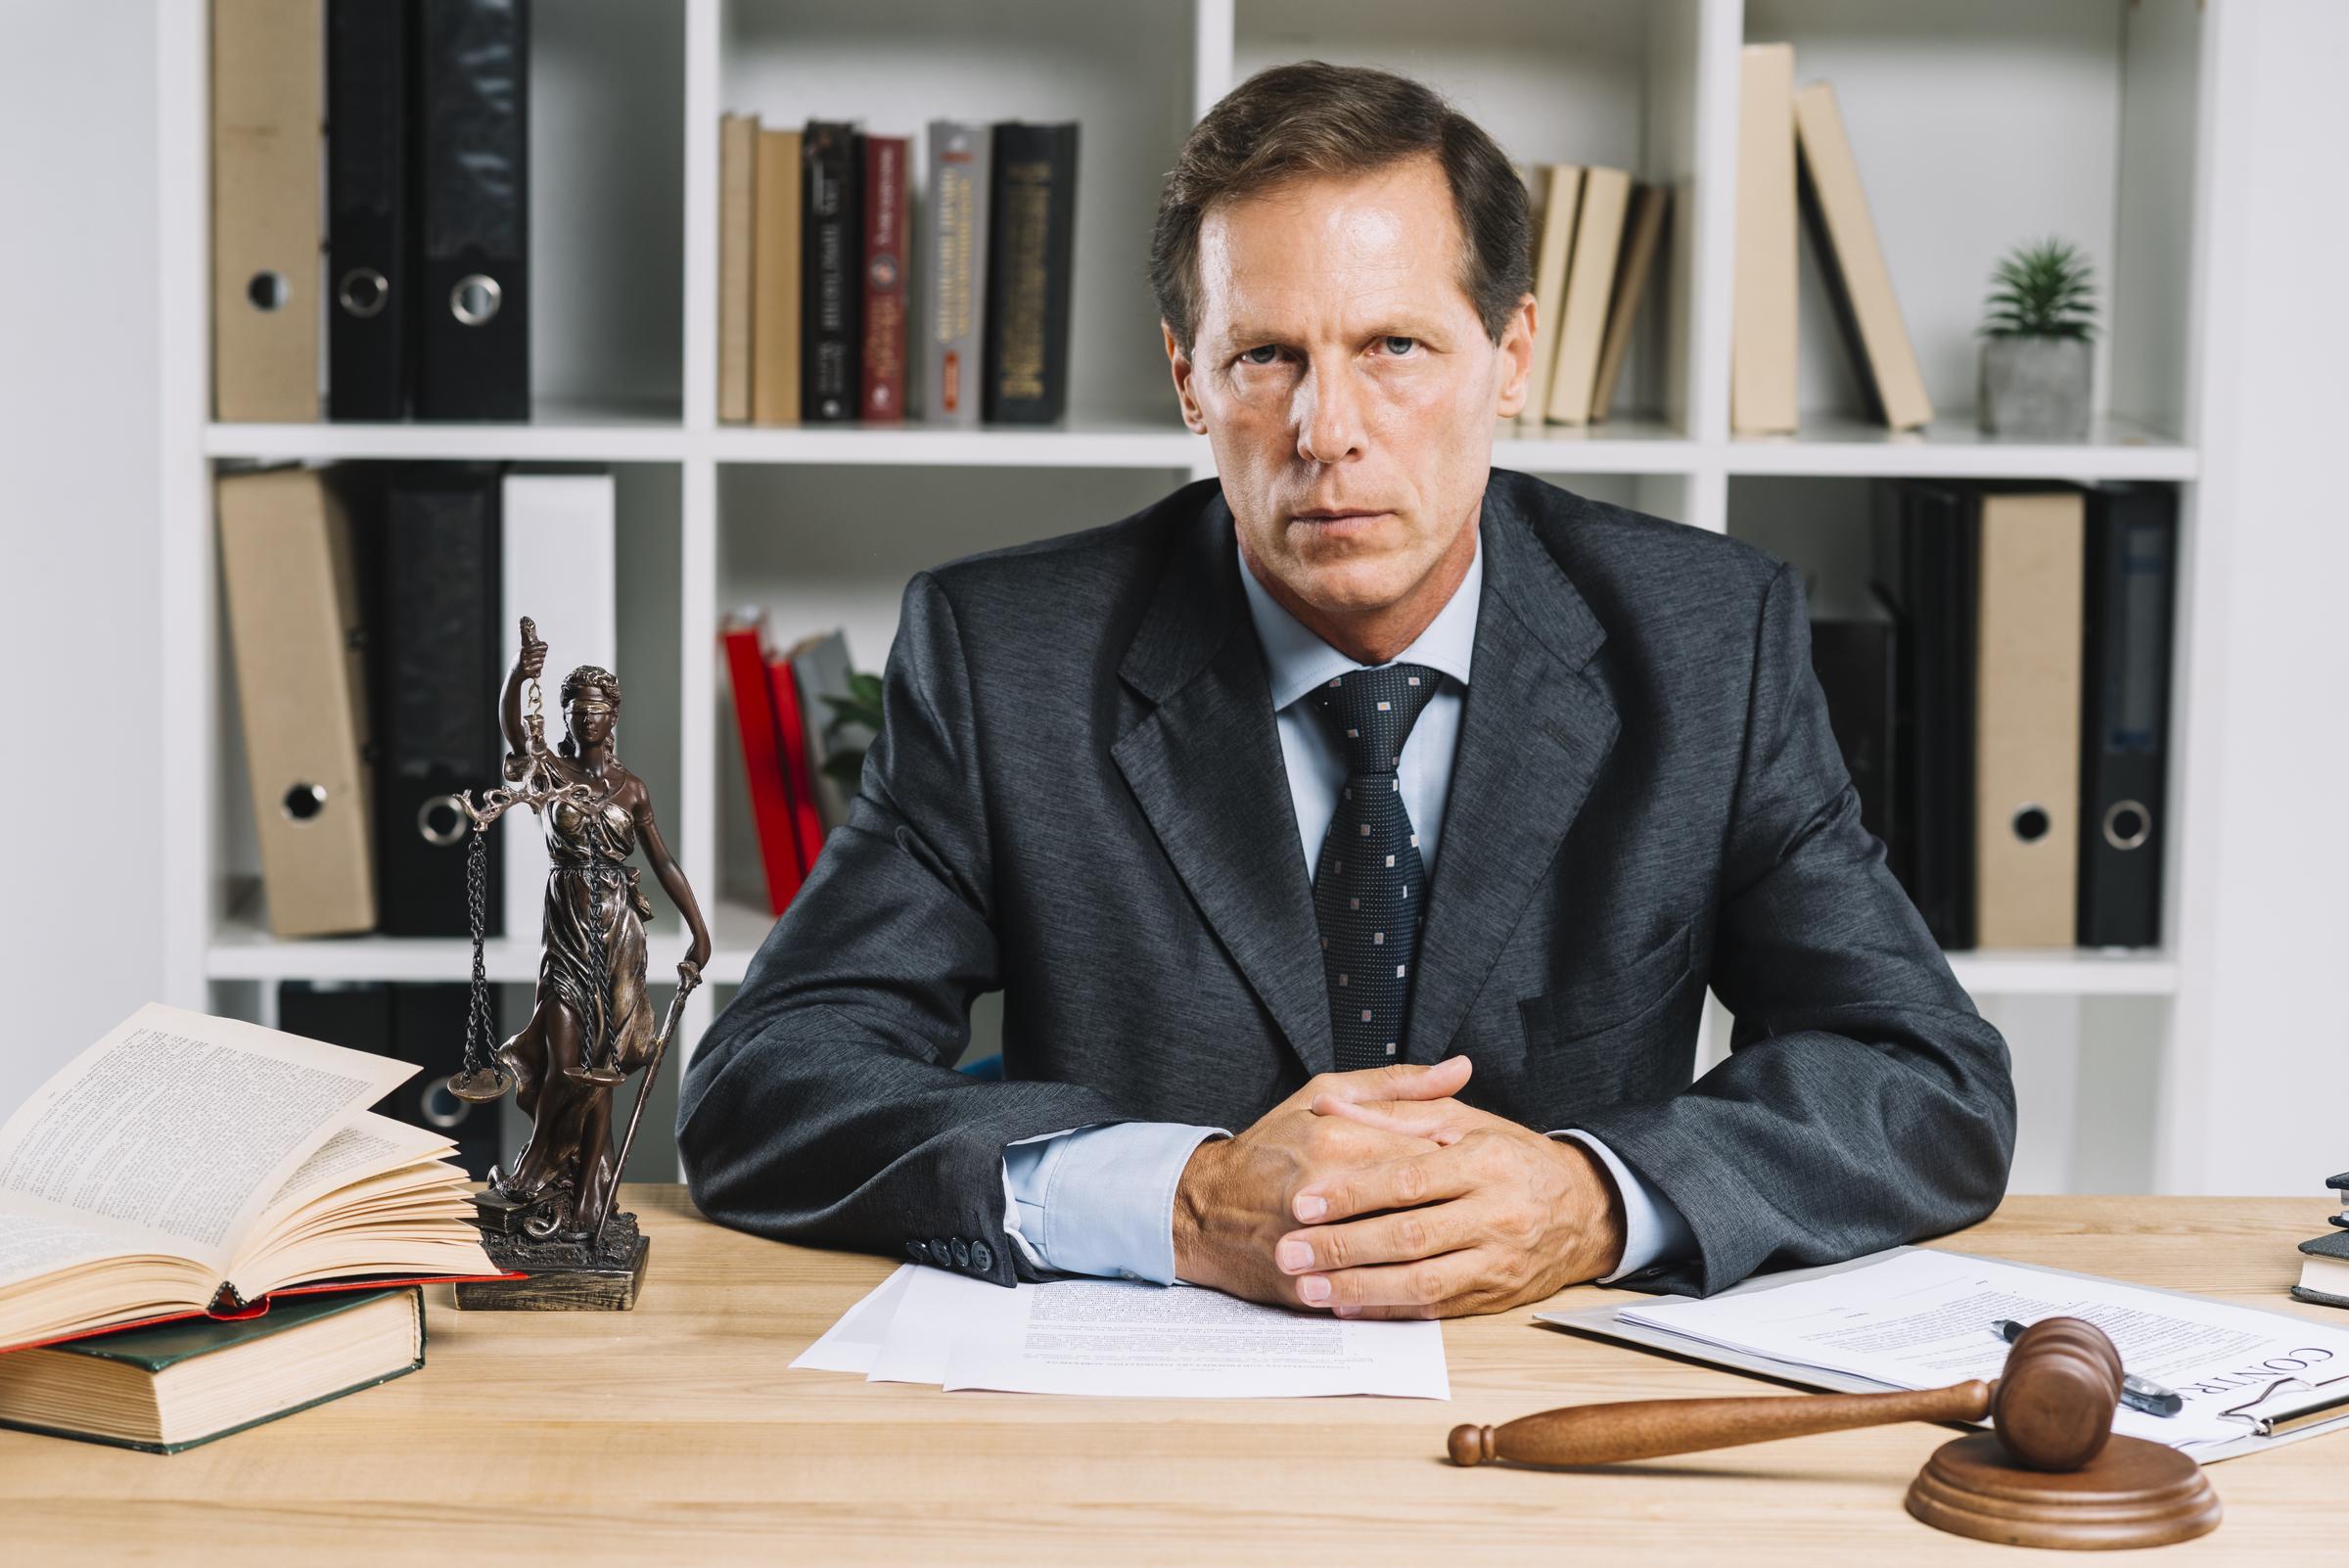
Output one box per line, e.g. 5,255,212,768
1451,1315,2125,1472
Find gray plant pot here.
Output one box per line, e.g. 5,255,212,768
1977,335,2092,441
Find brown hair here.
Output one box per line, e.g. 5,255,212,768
1150,61,1532,356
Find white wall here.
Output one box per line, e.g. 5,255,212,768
2160,0,2349,1195
0,2,163,1094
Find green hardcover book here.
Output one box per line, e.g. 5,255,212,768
0,1285,424,1453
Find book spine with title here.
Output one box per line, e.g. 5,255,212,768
860,134,910,420
925,120,990,424
802,120,864,422
982,121,1079,424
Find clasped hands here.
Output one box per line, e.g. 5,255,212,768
1171,1056,1627,1319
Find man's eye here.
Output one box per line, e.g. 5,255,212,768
1380,336,1418,356
1239,346,1281,366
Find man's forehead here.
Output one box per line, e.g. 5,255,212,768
1194,160,1470,340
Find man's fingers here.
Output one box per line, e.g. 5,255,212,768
1307,1093,1470,1146
1275,1193,1475,1278
1293,1247,1483,1313
1292,1145,1471,1223
1312,1054,1472,1109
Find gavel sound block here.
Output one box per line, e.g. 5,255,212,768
1449,1316,2220,1549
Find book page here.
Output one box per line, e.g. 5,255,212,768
0,1003,413,1272
257,1113,454,1224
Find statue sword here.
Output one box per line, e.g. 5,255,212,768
588,966,701,1249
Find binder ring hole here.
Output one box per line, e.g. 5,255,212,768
417,795,468,848
246,270,289,312
2011,805,2051,844
2103,800,2151,853
420,1082,473,1130
338,266,390,318
450,273,502,326
281,782,327,822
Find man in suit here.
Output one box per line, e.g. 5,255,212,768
678,63,2014,1315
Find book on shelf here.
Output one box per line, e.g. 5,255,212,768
1508,161,1667,429
1545,164,1632,427
752,121,806,425
861,134,911,420
927,120,992,425
804,120,865,423
1732,41,1799,436
719,621,876,913
1793,78,1932,432
0,1285,425,1453
983,121,1080,425
721,613,811,916
719,116,1075,426
0,1003,504,1357
1517,163,1583,428
718,112,760,424
1590,183,1672,424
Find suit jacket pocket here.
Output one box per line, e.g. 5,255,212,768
1519,917,1695,1047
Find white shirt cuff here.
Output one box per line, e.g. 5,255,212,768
1548,1128,1695,1285
1001,1122,1229,1285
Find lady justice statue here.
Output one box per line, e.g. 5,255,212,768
443,616,712,1310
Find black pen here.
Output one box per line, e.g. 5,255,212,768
1993,1318,2184,1417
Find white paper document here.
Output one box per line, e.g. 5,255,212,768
1589,1247,2349,1455
801,1265,1449,1399
790,1264,915,1374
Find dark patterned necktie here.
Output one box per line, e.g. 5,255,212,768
1307,664,1442,1072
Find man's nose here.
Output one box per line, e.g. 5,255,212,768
1294,356,1367,465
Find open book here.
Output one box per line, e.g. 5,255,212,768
1,1002,505,1354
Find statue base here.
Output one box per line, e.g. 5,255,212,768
452,1193,651,1312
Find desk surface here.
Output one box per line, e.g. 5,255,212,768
9,1189,2341,1566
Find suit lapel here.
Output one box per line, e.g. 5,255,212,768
1403,477,1620,1063
1113,488,1337,1079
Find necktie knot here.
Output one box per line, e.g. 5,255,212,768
1308,663,1442,775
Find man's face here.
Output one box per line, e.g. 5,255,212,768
1165,153,1532,619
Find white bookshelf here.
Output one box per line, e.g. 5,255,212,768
158,0,2227,1187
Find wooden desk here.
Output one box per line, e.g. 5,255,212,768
8,1190,2339,1565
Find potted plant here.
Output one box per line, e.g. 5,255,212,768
1975,237,2097,440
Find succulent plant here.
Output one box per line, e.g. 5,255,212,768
1978,238,2098,341
819,669,885,788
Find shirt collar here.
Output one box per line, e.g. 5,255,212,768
1235,526,1482,713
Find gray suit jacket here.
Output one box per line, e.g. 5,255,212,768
677,470,2015,1297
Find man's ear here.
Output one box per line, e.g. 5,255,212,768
1164,320,1208,435
1493,292,1537,421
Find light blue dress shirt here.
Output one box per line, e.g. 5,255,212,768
999,529,1695,1287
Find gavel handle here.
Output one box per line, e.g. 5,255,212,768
1450,1379,1995,1467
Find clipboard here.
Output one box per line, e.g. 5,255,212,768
1534,1245,2349,1465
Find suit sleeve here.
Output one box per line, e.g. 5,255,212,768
676,571,1132,1287
1571,561,2017,1298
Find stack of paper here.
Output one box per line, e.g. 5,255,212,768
793,1265,1449,1399
1542,1247,2349,1461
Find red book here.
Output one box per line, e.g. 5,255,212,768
860,134,910,420
767,654,829,877
721,616,806,913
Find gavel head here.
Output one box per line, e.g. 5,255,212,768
1991,1316,2125,1471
